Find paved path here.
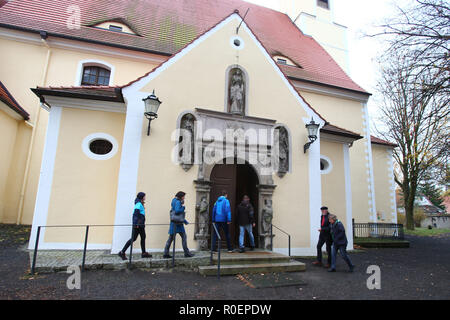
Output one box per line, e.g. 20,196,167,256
1,224,449,299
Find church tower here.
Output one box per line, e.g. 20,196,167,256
278,0,350,73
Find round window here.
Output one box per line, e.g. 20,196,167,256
89,139,113,155
82,133,118,160
230,35,244,50
320,156,332,174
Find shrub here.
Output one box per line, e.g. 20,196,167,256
397,212,406,225
413,208,427,227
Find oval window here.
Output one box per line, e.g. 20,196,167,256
320,156,332,174
89,139,113,155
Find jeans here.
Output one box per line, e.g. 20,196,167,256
239,224,255,249
330,244,354,270
164,232,190,255
211,222,232,251
316,234,332,264
121,226,146,253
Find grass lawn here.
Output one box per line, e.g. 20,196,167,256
404,227,450,236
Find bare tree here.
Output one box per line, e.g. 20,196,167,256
376,52,449,230
371,0,449,94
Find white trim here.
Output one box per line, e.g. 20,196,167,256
43,96,125,113
320,154,333,174
308,130,322,251
110,94,146,253
30,242,112,250
0,101,25,120
343,143,354,250
230,35,245,50
28,106,62,249
75,59,115,86
82,132,119,160
273,247,316,256
362,103,377,221
0,27,166,65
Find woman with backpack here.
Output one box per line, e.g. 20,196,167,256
163,191,194,258
117,192,152,260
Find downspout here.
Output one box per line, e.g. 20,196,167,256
16,31,51,224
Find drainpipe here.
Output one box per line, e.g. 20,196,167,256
16,31,51,225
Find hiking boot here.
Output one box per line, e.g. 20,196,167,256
163,254,172,259
239,247,245,253
312,261,323,266
118,251,127,261
184,252,195,258
328,268,336,272
348,265,355,273
141,252,152,258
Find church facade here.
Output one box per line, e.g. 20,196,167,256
0,0,397,255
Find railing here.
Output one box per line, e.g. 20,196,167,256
210,222,221,279
270,223,291,256
30,222,211,275
352,219,404,240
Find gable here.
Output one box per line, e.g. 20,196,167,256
123,13,325,129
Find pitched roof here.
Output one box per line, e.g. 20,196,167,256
0,0,369,95
371,135,398,148
321,123,363,140
0,81,29,119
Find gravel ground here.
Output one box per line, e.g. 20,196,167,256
0,224,449,300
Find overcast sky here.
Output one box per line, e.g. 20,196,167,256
244,0,412,133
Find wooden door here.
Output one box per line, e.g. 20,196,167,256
209,163,237,248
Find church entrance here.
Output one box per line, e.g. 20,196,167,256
209,160,259,248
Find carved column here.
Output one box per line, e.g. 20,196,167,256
193,179,212,251
257,184,276,250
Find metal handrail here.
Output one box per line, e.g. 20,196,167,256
210,222,222,279
30,222,210,274
270,223,291,257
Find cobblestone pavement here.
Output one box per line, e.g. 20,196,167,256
1,224,449,300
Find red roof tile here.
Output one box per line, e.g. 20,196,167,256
0,0,369,94
371,135,398,147
0,81,29,119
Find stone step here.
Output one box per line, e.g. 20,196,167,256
198,260,306,276
211,252,291,265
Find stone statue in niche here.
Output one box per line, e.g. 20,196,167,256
179,113,195,171
228,68,245,115
195,196,209,237
261,199,273,235
277,126,289,176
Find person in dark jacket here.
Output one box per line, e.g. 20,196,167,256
118,192,152,260
163,191,194,258
312,206,332,268
328,214,354,272
237,195,255,253
211,190,233,253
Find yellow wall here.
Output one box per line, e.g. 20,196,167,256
320,140,347,225
0,32,160,225
136,17,312,249
300,91,372,222
44,108,125,244
372,144,396,222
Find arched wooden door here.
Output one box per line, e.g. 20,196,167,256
209,161,259,248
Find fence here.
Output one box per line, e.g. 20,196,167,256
30,222,222,278
352,219,404,240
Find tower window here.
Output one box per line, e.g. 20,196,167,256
317,0,330,10
81,66,111,86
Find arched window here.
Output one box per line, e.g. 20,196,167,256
81,66,111,86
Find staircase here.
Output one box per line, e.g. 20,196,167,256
198,250,305,276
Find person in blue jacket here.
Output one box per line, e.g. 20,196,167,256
118,192,152,260
163,191,194,258
328,214,354,272
211,190,233,252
